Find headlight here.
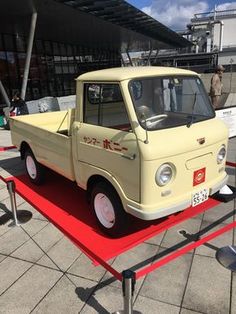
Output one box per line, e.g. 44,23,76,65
155,163,175,186
217,146,226,164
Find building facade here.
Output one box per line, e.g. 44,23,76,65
0,0,189,106
148,9,236,73
0,33,120,101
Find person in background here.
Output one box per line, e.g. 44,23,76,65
11,92,28,115
210,64,225,109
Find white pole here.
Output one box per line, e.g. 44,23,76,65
21,12,37,100
219,21,224,52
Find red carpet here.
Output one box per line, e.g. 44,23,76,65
9,171,220,264
0,145,16,152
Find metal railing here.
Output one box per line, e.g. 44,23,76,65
194,9,236,20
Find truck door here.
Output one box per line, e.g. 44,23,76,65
74,83,140,202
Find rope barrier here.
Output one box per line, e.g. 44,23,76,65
226,161,236,167
136,221,236,279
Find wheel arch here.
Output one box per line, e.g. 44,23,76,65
20,141,31,160
86,175,121,204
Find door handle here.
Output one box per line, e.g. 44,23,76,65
121,153,136,160
73,125,80,134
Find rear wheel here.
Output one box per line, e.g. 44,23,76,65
91,182,128,237
25,149,44,185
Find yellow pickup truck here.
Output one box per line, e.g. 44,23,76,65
10,67,229,236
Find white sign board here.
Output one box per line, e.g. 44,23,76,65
57,95,76,111
26,97,59,114
216,106,236,138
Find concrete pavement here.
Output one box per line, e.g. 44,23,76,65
0,127,235,314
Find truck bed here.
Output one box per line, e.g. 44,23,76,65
10,110,76,181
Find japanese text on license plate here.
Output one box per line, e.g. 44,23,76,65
192,189,209,207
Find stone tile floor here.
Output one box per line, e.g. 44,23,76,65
0,127,235,314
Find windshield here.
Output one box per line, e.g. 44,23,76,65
129,76,215,130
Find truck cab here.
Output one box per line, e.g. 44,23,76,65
73,67,228,235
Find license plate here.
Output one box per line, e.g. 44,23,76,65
192,189,209,207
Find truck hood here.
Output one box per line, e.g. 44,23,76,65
138,118,228,161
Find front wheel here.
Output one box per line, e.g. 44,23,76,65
91,182,128,237
24,149,44,185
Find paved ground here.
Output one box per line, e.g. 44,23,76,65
0,127,236,314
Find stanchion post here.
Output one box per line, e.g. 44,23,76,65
114,269,141,314
122,270,136,314
6,180,32,226
113,269,142,314
7,180,19,226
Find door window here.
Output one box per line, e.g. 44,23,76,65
84,83,131,131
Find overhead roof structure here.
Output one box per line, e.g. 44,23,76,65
0,0,191,53
55,0,191,49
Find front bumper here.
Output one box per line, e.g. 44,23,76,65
126,174,228,221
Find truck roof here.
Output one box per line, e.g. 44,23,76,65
77,66,198,82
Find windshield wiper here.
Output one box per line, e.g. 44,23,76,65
187,92,197,128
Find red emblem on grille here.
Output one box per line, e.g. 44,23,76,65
193,167,206,186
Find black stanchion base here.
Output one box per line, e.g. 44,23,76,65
212,185,236,203
216,245,236,271
9,210,33,226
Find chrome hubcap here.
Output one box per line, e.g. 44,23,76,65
94,193,115,229
26,155,37,179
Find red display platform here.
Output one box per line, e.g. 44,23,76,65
5,172,220,260
1,167,236,281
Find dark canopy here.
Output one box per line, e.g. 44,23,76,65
0,0,190,53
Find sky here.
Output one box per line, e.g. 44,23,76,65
127,0,236,30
